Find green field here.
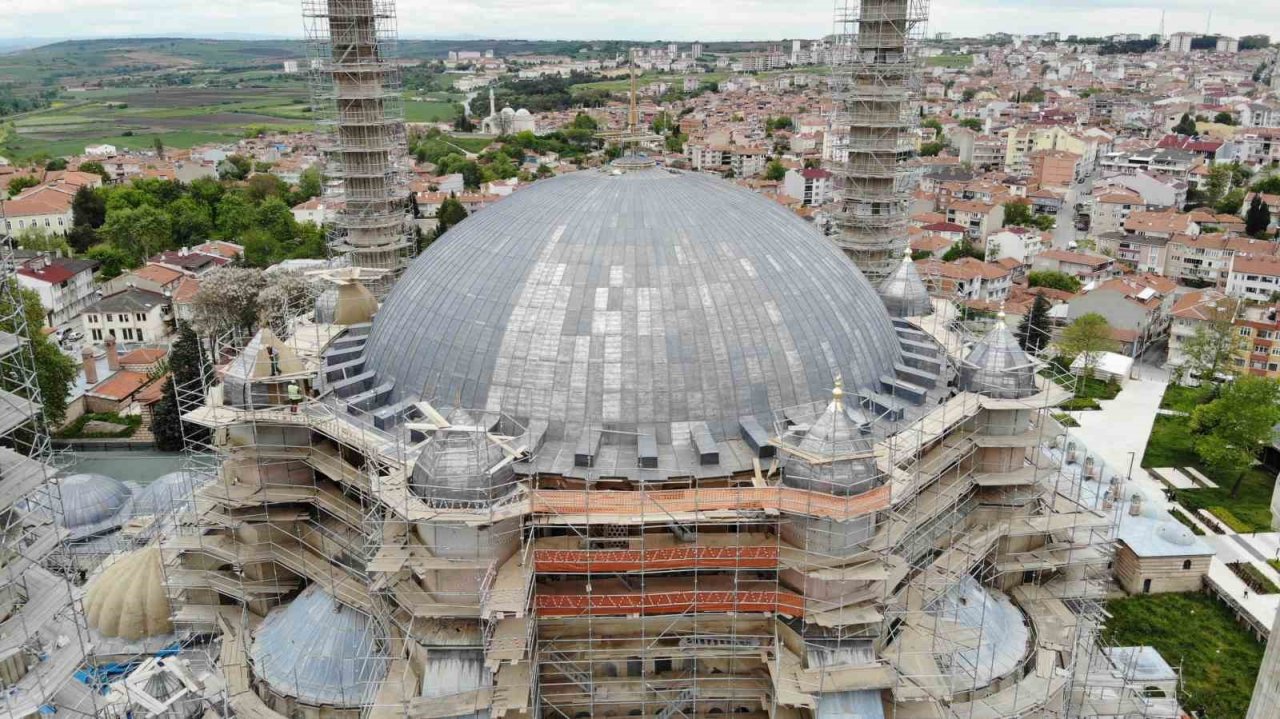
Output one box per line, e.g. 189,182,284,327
2,85,313,160
404,100,461,123
927,54,974,68
1104,593,1264,719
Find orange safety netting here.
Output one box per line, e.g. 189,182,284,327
535,590,806,618
533,546,779,573
530,483,890,521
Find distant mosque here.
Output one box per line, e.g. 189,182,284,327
480,87,536,136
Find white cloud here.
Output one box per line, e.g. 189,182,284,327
0,0,1272,42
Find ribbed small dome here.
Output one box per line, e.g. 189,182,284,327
315,283,378,326
85,547,173,640
959,318,1039,399
34,473,133,539
783,384,880,497
250,585,390,707
878,257,933,317
134,471,208,517
410,425,517,506
141,667,204,719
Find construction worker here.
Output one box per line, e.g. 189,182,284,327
287,381,303,413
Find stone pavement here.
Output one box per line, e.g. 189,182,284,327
1067,374,1170,510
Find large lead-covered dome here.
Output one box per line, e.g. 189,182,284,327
363,168,902,441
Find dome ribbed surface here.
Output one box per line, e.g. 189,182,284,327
250,585,389,707
134,471,207,516
362,168,901,443
878,258,933,317
36,473,133,539
85,547,173,640
959,320,1039,399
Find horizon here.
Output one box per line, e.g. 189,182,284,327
2,1,1276,47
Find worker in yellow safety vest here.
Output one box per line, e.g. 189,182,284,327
287,382,303,413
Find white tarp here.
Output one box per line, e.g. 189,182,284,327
1070,351,1133,382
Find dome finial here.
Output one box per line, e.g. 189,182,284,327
832,374,845,408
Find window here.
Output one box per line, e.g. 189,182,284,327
136,329,144,342
1182,559,1192,571
87,315,98,324
105,314,113,323
121,328,134,341
57,217,64,226
135,313,146,322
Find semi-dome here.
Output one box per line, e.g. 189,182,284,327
250,585,389,708
361,168,902,445
34,473,133,539
84,547,173,641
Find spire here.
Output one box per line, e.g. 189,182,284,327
832,374,845,411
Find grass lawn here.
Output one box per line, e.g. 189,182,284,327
1145,386,1275,533
2,130,243,161
1103,592,1264,719
55,412,141,439
1159,384,1203,413
444,134,498,154
404,100,460,123
927,54,974,68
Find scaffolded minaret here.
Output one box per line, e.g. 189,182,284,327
827,0,929,282
303,0,415,291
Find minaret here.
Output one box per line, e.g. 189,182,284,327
826,0,930,282
489,86,496,118
303,0,415,293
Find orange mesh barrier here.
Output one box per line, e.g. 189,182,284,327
533,546,779,573
530,483,890,522
535,590,806,618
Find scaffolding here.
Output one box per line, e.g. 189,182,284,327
303,0,417,291
0,230,99,718
826,0,929,283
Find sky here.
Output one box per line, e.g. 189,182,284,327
0,0,1274,44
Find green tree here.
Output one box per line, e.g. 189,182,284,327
296,166,323,203
435,195,469,237
153,137,165,159
1216,188,1246,215
764,160,787,182
1173,113,1198,136
1018,295,1053,354
245,173,288,204
1245,194,1272,238
0,283,76,425
215,192,256,239
570,112,598,131
77,161,111,183
1213,111,1235,126
1191,376,1280,497
1202,164,1232,208
959,118,983,131
1027,270,1082,293
256,198,299,245
169,197,214,247
86,245,133,281
1002,201,1035,227
1059,313,1117,378
67,224,97,254
15,226,70,255
44,158,67,171
6,176,38,197
72,186,107,228
919,142,945,157
1253,177,1280,195
941,241,984,262
152,322,211,451
99,205,173,262
1180,304,1238,386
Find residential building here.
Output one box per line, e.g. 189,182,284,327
1226,253,1280,300
1165,289,1239,374
148,248,230,278
945,200,1005,241
1099,148,1200,181
80,288,172,346
1165,234,1280,287
1088,189,1146,236
1032,249,1117,280
916,256,1012,302
1232,304,1280,378
1067,274,1178,356
1028,149,1080,190
1096,232,1172,274
985,227,1048,264
0,184,75,236
15,255,98,328
782,168,833,207
292,197,338,225
949,128,1005,169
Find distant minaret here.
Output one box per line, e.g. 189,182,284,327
826,0,930,282
1158,10,1165,41
489,86,497,118
302,0,415,293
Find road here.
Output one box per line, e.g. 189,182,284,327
1052,178,1093,250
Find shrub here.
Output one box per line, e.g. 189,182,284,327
55,412,141,439
1227,561,1280,594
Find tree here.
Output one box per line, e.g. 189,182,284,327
169,197,214,247
153,322,211,451
86,245,133,281
296,166,323,203
77,162,111,183
1059,313,1117,378
959,118,983,131
1173,113,1198,136
1180,303,1238,386
99,205,173,262
0,283,76,425
1027,270,1082,293
1202,164,1231,208
1002,201,1035,228
1253,177,1280,195
215,192,257,239
72,186,107,228
764,160,787,182
1213,111,1236,126
435,195,469,237
190,267,269,336
1216,188,1246,215
67,224,97,254
6,176,38,197
15,226,71,255
1018,295,1052,354
153,137,165,159
245,173,288,204
44,158,67,171
1191,376,1280,497
570,112,598,131
941,241,984,262
1245,194,1272,238
919,142,945,157
257,271,315,338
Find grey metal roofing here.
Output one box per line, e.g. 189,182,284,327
420,649,491,719
1104,646,1177,683
250,585,389,707
133,471,208,517
85,288,169,314
816,690,884,719
877,257,933,318
362,167,902,445
958,317,1039,399
927,575,1030,690
33,473,134,540
1116,503,1214,558
782,389,880,497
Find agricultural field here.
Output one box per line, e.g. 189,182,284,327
2,85,314,160
403,97,463,124
927,54,974,68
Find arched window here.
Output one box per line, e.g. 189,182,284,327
1182,559,1192,571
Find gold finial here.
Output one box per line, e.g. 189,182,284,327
832,374,845,408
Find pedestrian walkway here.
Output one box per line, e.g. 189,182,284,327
1068,375,1169,508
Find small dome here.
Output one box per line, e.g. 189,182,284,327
782,381,881,497
223,328,303,409
877,257,933,318
250,585,389,707
37,473,133,538
410,425,518,506
85,548,173,641
135,471,208,517
515,108,531,117
316,283,378,326
1156,522,1197,547
314,286,339,324
958,318,1039,398
139,665,204,719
